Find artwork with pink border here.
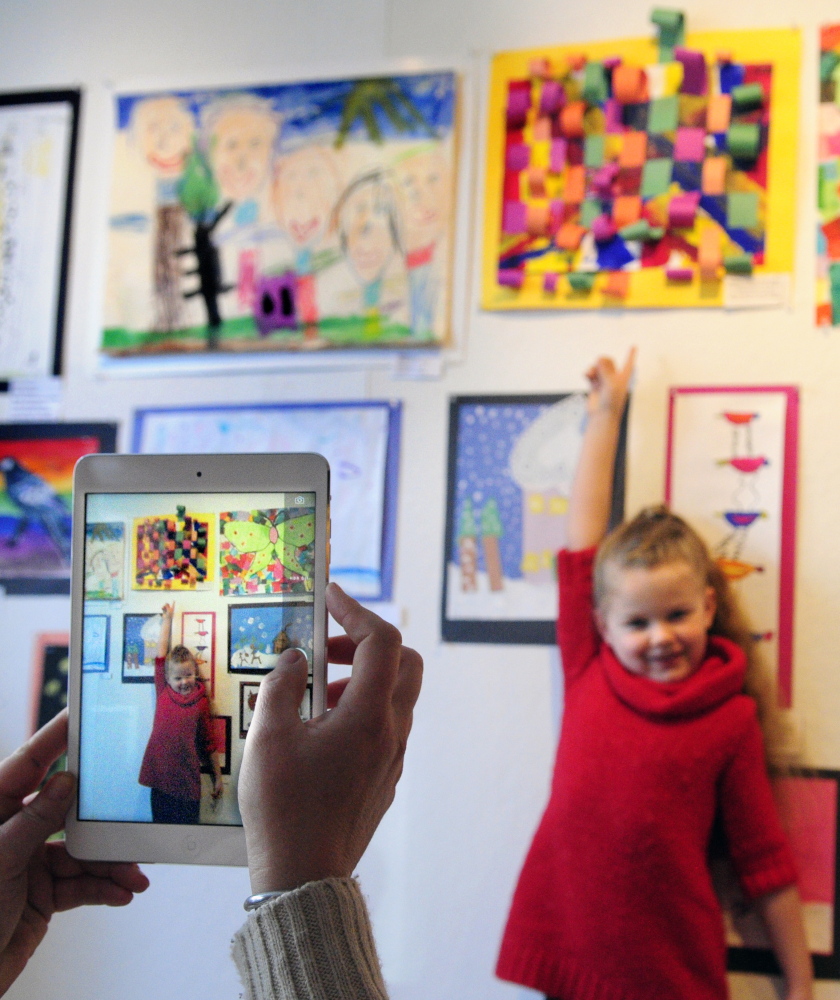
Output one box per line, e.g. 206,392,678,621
181,610,216,698
721,770,840,978
665,386,798,707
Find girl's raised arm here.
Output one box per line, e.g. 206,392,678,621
566,349,636,552
156,603,174,659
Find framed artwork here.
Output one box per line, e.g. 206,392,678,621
220,507,314,596
101,72,456,359
482,26,799,310
723,770,840,979
665,386,798,706
239,681,261,738
818,25,840,326
201,715,231,776
181,610,216,696
228,601,314,673
84,522,125,600
29,632,69,734
133,400,401,599
0,423,117,594
121,611,162,683
82,614,109,673
0,89,80,383
442,394,627,643
131,509,213,590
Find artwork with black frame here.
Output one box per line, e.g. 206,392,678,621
201,715,232,776
441,393,626,644
0,89,81,385
723,769,840,980
0,422,117,594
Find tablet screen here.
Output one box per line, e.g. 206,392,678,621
77,489,317,828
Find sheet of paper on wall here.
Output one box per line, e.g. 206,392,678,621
665,386,799,708
481,19,800,311
100,72,457,361
441,393,627,644
817,25,840,326
0,92,79,381
132,401,400,600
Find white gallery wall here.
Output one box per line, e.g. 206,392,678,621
1,0,840,998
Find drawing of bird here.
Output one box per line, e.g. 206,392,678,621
0,456,72,562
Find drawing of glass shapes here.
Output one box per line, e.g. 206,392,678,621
220,507,315,596
442,393,625,643
666,387,798,706
228,601,314,674
132,509,212,590
122,612,161,682
181,610,215,696
84,522,125,600
82,614,110,673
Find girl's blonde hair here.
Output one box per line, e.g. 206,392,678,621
594,505,794,772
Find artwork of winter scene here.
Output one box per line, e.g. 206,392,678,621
228,601,314,673
442,393,626,643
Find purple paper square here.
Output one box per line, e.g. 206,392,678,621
549,139,567,173
506,143,531,171
674,47,707,96
674,127,706,162
502,201,528,234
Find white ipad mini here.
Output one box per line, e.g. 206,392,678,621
66,452,329,866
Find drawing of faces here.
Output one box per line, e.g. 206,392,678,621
272,146,340,249
134,96,194,177
206,98,278,202
395,148,450,253
336,172,400,287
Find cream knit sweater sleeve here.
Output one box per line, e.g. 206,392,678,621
231,877,389,1000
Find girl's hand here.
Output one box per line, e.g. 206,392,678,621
585,347,636,417
211,775,223,800
161,603,174,619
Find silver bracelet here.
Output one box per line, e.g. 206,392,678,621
244,890,288,912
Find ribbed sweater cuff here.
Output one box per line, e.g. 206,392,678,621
231,877,389,1000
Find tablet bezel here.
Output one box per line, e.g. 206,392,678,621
66,452,329,866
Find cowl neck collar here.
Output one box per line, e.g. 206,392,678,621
599,635,746,719
164,678,206,708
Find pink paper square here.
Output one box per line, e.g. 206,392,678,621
674,127,706,162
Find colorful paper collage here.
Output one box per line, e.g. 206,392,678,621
132,510,213,590
665,386,799,708
723,770,840,979
220,508,315,596
817,24,840,325
84,522,125,600
228,601,314,673
482,29,800,309
442,394,627,643
101,72,456,357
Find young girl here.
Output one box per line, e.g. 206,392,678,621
496,352,812,1000
138,603,223,824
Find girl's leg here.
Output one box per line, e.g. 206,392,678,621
151,788,200,824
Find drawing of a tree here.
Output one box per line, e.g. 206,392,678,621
333,78,436,148
480,498,504,592
176,145,233,348
457,498,478,592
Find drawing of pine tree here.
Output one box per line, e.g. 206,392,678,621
480,498,504,592
457,498,478,592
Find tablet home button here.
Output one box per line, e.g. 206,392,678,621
183,835,198,853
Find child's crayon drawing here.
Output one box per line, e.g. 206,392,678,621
220,507,314,596
132,508,212,590
84,522,125,600
228,601,314,674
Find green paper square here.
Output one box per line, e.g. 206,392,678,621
581,199,601,227
648,96,678,133
641,158,672,198
584,134,605,168
726,191,759,230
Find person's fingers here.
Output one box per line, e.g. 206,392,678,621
326,634,358,665
45,845,150,893
326,583,403,708
622,345,638,380
0,711,69,820
52,876,136,912
326,676,351,709
390,647,423,739
250,648,308,734
0,772,75,875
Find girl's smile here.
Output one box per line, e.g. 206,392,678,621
595,560,717,683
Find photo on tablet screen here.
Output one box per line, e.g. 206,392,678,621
77,488,318,829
